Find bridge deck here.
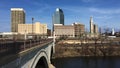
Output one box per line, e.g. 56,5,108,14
0,39,53,66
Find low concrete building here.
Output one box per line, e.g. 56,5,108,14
0,32,19,39
54,24,75,38
18,22,47,35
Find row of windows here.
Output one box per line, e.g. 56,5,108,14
55,35,74,36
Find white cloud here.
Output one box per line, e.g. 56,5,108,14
89,8,120,14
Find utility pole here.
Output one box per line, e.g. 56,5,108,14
32,18,34,39
24,30,27,40
43,26,44,38
53,30,55,43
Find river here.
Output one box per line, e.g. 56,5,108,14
52,57,120,68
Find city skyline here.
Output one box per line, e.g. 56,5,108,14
0,0,120,32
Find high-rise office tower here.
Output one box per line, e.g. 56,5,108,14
11,8,25,32
52,8,64,25
90,17,94,33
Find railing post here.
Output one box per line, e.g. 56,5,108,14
53,30,55,54
30,40,31,48
24,40,26,50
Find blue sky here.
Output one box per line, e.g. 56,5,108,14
0,0,120,32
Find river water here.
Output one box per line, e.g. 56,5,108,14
52,57,120,68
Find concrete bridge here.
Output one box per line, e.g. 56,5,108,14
0,39,55,68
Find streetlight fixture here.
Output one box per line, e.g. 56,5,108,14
32,17,34,39
43,25,44,38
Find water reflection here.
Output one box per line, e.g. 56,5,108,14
53,57,120,68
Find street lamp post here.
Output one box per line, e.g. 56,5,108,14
43,26,44,38
24,30,27,40
24,30,26,50
32,18,34,39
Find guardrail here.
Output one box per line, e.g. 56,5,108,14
0,39,53,58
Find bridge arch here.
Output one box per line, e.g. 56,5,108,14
50,46,54,63
35,56,48,68
31,49,49,68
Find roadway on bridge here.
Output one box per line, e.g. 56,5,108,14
0,39,53,67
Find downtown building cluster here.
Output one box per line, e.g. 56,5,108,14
52,8,99,38
10,8,49,39
0,8,99,39
89,17,99,37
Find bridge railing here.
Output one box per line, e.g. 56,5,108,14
0,39,53,58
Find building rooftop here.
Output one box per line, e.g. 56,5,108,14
11,8,24,11
0,32,18,35
56,8,60,11
55,8,63,12
54,24,63,26
73,22,84,25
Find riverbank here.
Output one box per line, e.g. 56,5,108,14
54,40,120,58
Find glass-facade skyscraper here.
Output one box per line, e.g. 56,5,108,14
52,8,64,25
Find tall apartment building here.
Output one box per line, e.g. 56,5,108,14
11,8,25,32
73,23,85,37
18,22,47,35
